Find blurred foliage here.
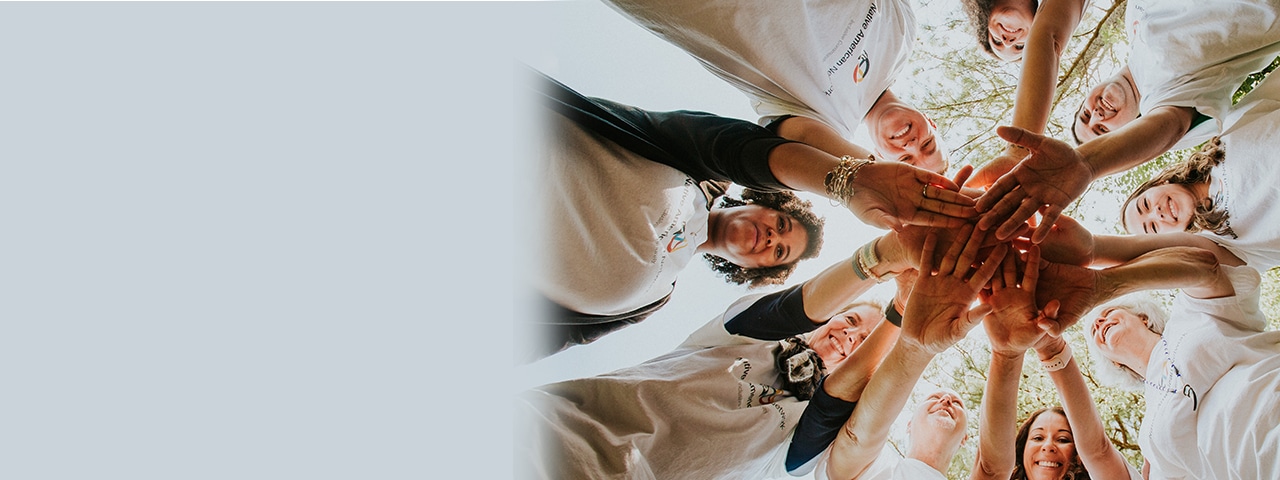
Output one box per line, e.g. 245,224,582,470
893,1,1280,478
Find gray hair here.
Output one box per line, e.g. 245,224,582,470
1083,293,1169,391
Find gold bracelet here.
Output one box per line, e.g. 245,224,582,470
824,155,875,208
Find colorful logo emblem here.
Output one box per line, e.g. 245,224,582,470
852,56,870,83
666,230,688,253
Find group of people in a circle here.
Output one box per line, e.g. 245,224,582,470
517,0,1280,478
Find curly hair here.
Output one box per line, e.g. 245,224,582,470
1121,137,1236,238
1011,407,1090,480
703,188,825,287
960,0,1039,60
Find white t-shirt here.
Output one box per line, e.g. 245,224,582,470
1200,71,1280,270
601,0,916,138
534,113,710,315
1138,265,1280,479
809,447,945,480
1126,0,1280,150
517,294,808,479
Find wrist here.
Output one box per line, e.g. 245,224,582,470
991,348,1027,361
1034,340,1067,362
1039,343,1073,372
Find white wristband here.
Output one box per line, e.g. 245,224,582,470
1040,344,1072,372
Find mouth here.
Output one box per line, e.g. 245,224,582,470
890,123,911,140
1167,197,1179,222
1100,323,1114,345
1035,461,1063,468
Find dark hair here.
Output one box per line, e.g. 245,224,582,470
1012,407,1090,480
961,0,1039,60
703,188,825,287
1121,137,1236,238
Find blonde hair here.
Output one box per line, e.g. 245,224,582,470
1083,293,1169,391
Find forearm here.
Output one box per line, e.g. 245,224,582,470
1091,233,1244,268
800,248,893,322
1078,106,1194,178
971,352,1023,480
827,342,933,477
1043,353,1132,478
766,142,849,194
1099,246,1235,300
774,115,875,160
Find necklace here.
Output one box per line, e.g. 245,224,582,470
1144,338,1198,411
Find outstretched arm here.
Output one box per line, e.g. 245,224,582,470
826,227,1006,478
971,247,1054,480
968,0,1087,188
1033,335,1135,480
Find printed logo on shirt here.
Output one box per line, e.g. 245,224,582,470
822,2,878,95
666,229,688,253
851,53,871,83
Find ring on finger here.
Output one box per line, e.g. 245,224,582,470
922,184,929,198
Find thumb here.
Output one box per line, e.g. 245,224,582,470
964,165,1000,189
996,125,1041,151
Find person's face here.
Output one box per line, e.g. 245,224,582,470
1122,183,1199,234
988,4,1034,62
808,305,882,369
714,204,810,269
1089,307,1151,363
1022,411,1077,480
908,389,968,447
869,106,947,173
1073,77,1140,142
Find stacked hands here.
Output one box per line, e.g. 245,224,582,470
877,160,1105,345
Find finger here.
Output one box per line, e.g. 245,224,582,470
950,164,974,189
955,223,989,277
1037,317,1065,337
996,199,1043,241
1030,204,1066,244
976,189,1027,230
1022,246,1042,291
938,224,973,275
918,231,940,276
962,303,994,332
926,188,978,208
975,174,1020,213
965,163,1003,189
900,211,970,229
918,169,960,192
995,125,1046,152
970,243,1008,288
855,208,898,231
1041,299,1060,319
1000,248,1017,289
919,198,979,218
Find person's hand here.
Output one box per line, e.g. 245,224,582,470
1032,259,1104,336
965,147,1027,189
979,246,1057,356
891,268,919,314
975,126,1095,243
894,222,1028,270
849,161,977,230
900,225,1007,355
1012,212,1094,267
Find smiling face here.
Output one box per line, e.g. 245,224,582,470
808,304,882,369
1021,411,1077,480
908,389,969,449
1122,183,1200,234
1088,306,1152,364
868,105,948,173
988,3,1034,61
712,204,810,269
1073,75,1140,143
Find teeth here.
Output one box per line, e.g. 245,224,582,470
1037,461,1062,467
892,125,909,139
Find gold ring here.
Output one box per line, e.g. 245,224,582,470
922,184,929,198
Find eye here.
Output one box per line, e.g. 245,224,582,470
1015,43,1025,51
778,216,785,232
1032,435,1045,442
1057,436,1073,443
991,35,1002,47
1098,124,1109,134
776,245,784,260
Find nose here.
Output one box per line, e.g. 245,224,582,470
1040,442,1058,453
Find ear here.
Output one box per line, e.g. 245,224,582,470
926,116,938,130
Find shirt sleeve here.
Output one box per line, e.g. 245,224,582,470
722,284,816,339
529,66,795,191
785,377,857,475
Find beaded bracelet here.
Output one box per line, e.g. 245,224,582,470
824,155,875,208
